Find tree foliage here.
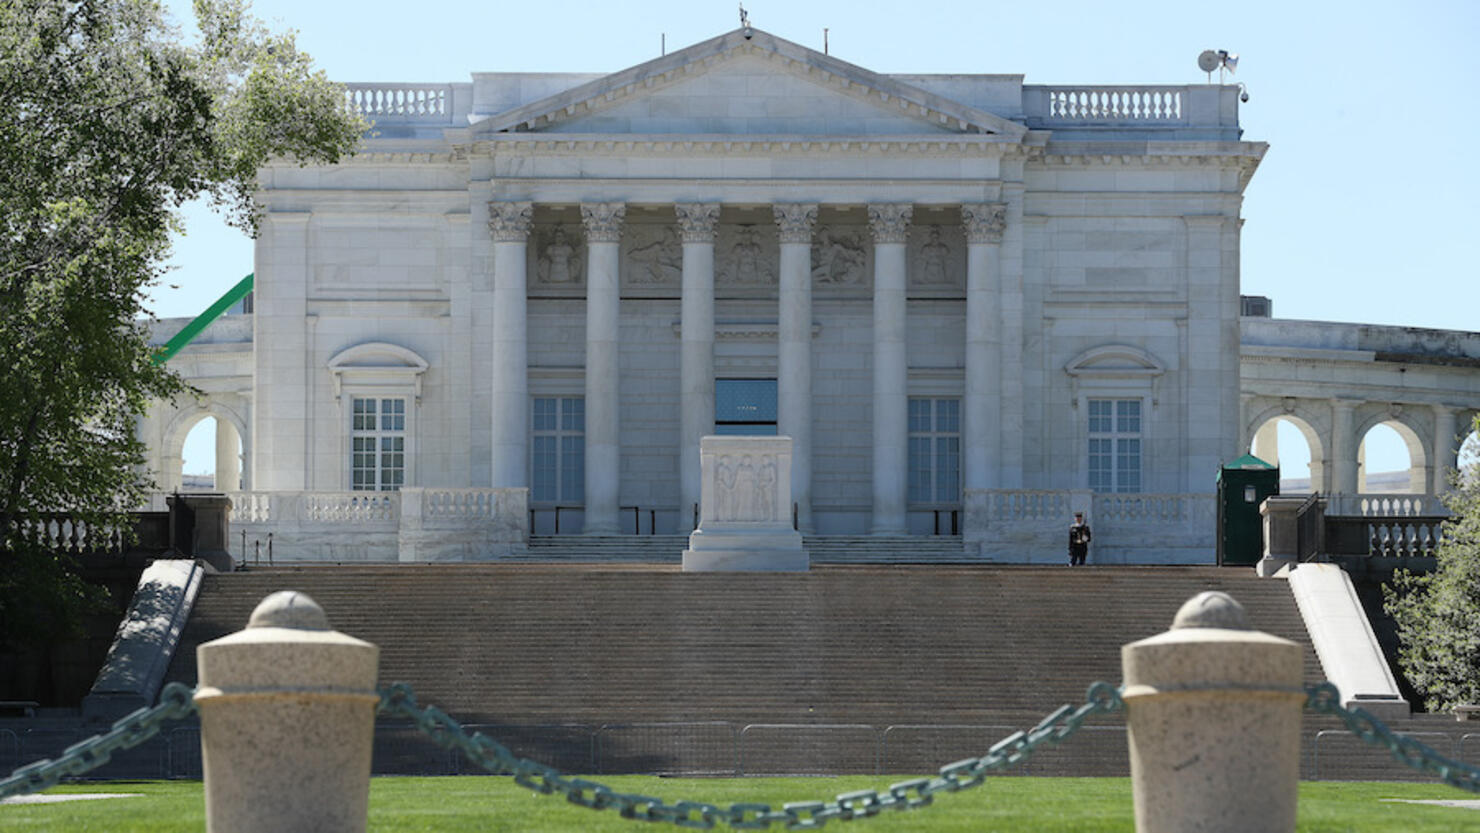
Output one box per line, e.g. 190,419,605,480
0,0,363,644
1386,416,1480,712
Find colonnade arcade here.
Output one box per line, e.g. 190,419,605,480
1243,396,1479,499
487,198,1009,534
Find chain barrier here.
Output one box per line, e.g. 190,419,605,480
0,682,197,801
378,680,1125,829
1304,683,1480,794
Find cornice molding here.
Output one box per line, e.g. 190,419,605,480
470,136,1021,157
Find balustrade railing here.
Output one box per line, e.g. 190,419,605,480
15,514,126,555
1326,493,1443,517
1325,515,1448,558
978,490,1069,521
1042,86,1184,122
304,492,398,523
227,491,271,523
345,83,453,120
1093,493,1210,523
424,489,504,520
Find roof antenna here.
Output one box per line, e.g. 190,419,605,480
739,3,752,38
661,33,666,56
824,27,829,55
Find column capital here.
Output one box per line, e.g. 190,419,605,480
772,203,819,244
867,203,913,244
580,202,626,243
487,201,533,242
675,202,721,243
961,202,1007,245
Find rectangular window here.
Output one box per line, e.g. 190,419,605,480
532,397,584,503
350,397,406,491
908,398,960,504
715,379,778,435
1088,398,1141,493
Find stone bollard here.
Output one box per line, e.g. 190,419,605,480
1122,591,1305,833
195,591,380,833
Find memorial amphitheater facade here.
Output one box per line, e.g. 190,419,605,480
140,28,1480,563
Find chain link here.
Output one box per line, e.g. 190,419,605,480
1304,683,1480,794
378,680,1124,829
0,682,197,800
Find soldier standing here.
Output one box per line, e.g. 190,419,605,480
1068,511,1092,566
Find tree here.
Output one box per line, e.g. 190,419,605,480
0,0,363,645
1386,415,1480,712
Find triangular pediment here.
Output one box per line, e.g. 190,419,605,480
471,28,1026,139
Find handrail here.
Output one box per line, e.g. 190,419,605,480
154,273,253,364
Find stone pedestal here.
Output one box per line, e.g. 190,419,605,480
1122,591,1305,833
683,436,808,572
1256,495,1310,577
195,592,379,833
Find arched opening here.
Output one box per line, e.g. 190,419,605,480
1460,425,1480,487
1248,415,1322,493
1357,421,1421,494
176,412,243,492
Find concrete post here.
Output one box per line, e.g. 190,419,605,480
1122,591,1305,833
1256,495,1309,577
195,591,379,833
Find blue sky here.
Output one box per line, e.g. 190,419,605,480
158,0,1480,477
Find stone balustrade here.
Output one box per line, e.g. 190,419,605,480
344,83,462,123
1325,493,1444,517
1041,87,1184,122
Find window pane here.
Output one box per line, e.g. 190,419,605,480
936,437,960,502
532,436,556,502
562,398,584,432
937,400,959,433
716,380,778,423
909,398,931,433
534,398,557,431
908,436,931,503
1118,399,1141,433
561,435,584,503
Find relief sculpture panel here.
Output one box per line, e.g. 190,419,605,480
811,225,869,288
533,224,584,286
712,453,780,523
622,224,682,287
716,223,777,289
909,224,965,290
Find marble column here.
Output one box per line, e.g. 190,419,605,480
677,203,720,530
1329,398,1359,495
868,204,912,534
488,201,533,488
1252,418,1280,466
774,203,819,533
961,203,1006,491
581,202,626,534
216,419,242,492
1432,404,1459,494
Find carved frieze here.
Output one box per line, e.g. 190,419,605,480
716,223,777,287
533,224,584,286
810,225,869,287
623,224,682,285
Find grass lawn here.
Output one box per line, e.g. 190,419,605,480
2,776,1475,832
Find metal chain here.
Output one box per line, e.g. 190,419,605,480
1304,682,1480,794
0,682,197,800
378,680,1124,829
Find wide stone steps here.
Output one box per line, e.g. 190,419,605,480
159,565,1444,780
516,535,969,564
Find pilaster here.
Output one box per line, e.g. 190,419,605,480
1329,398,1359,495
961,202,1006,490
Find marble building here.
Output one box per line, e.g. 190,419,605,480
139,27,1480,564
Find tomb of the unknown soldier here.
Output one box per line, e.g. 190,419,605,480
6,22,1480,833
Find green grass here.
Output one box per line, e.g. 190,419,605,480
2,777,1475,832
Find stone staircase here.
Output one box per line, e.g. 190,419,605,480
149,563,1465,779
516,534,970,564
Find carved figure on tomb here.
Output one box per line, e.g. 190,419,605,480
811,226,866,285
536,226,581,284
625,226,681,284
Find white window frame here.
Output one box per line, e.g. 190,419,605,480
530,395,585,505
1087,398,1143,493
328,342,428,491
350,397,407,491
908,397,962,505
1065,345,1164,494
